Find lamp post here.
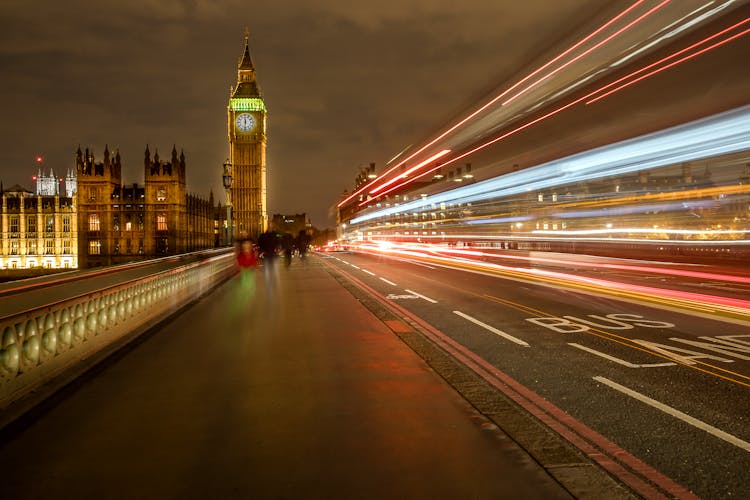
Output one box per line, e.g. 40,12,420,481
222,159,233,246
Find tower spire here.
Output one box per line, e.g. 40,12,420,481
233,29,261,97
238,28,255,71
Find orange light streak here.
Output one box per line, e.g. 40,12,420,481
502,0,670,106
369,149,451,195
587,21,750,104
367,19,750,198
351,242,750,311
337,1,648,208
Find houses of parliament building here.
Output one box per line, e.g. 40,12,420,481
2,32,269,272
1,145,217,271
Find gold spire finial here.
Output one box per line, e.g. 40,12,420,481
244,27,250,43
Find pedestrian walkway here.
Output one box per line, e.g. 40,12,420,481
0,255,571,499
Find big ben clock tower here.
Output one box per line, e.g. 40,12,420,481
228,31,267,239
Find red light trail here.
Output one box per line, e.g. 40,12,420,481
501,0,670,106
338,1,650,208
361,16,750,200
369,149,451,195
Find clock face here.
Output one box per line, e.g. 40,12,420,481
236,113,255,132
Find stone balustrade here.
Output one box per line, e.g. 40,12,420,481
0,253,236,410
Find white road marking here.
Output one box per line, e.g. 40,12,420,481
387,294,419,300
350,264,360,269
594,376,750,452
362,269,376,276
568,343,676,368
380,277,398,286
454,311,529,347
405,289,438,303
570,343,638,367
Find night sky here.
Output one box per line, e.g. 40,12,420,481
0,0,603,227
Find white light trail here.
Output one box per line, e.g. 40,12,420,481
351,106,750,224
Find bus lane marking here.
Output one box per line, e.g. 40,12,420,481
405,289,438,303
485,293,750,387
594,376,750,452
568,343,675,368
455,311,529,347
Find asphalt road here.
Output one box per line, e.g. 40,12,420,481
321,250,750,499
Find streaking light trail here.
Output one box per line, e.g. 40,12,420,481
337,0,659,208
367,16,750,198
349,242,750,318
351,106,750,224
369,149,451,196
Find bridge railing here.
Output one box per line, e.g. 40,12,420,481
0,252,236,411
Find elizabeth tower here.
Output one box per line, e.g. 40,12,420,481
227,33,267,239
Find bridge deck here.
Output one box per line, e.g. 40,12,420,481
0,255,569,499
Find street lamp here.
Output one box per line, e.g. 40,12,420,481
222,159,233,245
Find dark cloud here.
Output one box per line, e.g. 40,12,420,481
0,0,602,226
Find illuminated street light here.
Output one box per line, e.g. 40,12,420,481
222,159,233,245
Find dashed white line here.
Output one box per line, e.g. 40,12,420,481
453,311,529,347
350,264,360,269
594,376,750,452
362,269,376,276
405,289,438,304
569,343,676,368
380,277,398,286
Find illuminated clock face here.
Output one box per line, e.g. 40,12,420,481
236,113,255,132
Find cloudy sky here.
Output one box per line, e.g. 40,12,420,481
0,0,604,226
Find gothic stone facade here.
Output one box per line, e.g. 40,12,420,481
76,145,215,268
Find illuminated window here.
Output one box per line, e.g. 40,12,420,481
46,216,54,233
89,240,101,255
27,216,36,233
45,239,54,254
125,221,132,231
88,214,100,231
63,216,70,233
10,216,19,234
10,241,19,255
538,194,544,202
157,214,167,231
113,215,120,231
552,193,558,202
28,240,37,254
63,240,71,254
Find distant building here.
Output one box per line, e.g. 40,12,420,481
35,168,76,197
0,183,78,270
270,213,311,236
